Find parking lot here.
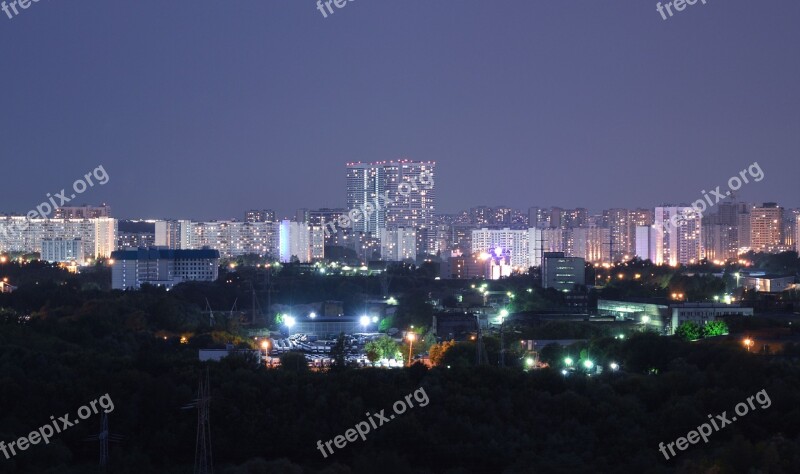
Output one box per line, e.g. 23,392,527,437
265,333,404,368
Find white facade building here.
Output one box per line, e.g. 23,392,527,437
635,226,658,262
0,217,117,258
654,207,702,266
380,227,417,261
279,220,311,263
154,220,278,258
41,238,84,263
471,228,543,270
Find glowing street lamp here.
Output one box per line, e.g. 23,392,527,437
360,315,370,330
406,332,416,366
609,362,619,371
284,315,296,329
309,312,317,319
525,357,535,368
743,338,754,352
583,360,594,370
564,357,574,367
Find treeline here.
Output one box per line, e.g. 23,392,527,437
2,306,800,472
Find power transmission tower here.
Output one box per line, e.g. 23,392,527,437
184,369,214,474
499,319,505,368
99,414,109,472
204,299,215,327
85,413,123,473
535,231,548,288
604,229,615,264
474,314,489,366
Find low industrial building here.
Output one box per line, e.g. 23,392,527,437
742,274,795,293
598,298,754,335
284,315,376,337
598,298,669,329
670,303,753,334
433,313,479,341
111,247,220,290
542,252,585,291
199,345,262,364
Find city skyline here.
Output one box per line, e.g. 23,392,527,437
3,2,800,473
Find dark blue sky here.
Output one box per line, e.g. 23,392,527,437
1,1,798,220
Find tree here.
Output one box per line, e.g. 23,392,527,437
279,352,308,372
429,340,456,366
365,335,401,361
439,342,476,367
675,322,702,341
365,346,380,365
703,320,729,337
330,333,348,370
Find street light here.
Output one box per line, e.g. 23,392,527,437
309,312,317,319
284,315,296,329
406,332,416,367
564,357,574,367
610,362,619,371
743,338,754,352
360,315,370,330
583,360,594,370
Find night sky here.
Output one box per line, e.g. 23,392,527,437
1,1,798,220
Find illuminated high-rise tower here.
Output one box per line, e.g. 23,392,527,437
346,160,436,254
654,206,702,266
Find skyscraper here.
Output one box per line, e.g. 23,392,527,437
796,214,800,254
346,160,436,254
750,203,784,252
654,206,702,266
